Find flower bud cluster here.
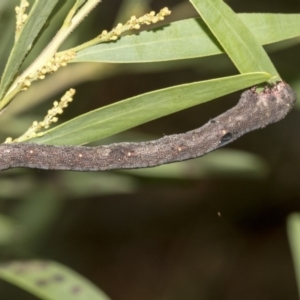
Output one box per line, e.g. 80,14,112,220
99,7,171,42
15,0,29,33
6,89,75,143
21,51,76,90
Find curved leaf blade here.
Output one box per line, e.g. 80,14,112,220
287,213,300,298
29,72,271,145
189,0,278,77
0,260,111,300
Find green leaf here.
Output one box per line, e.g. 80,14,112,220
75,0,86,7
0,260,111,300
29,72,271,145
241,13,300,45
0,0,59,99
189,0,278,77
73,17,222,63
287,213,300,298
73,13,300,64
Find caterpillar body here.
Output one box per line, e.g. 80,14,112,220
0,81,296,172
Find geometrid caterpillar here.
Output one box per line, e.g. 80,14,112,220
0,81,296,172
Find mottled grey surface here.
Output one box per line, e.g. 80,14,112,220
0,82,296,171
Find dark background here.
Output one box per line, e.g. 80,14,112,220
0,0,300,299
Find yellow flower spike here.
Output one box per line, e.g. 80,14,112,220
15,0,30,38
62,7,171,54
7,89,76,143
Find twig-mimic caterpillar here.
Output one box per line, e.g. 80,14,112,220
0,81,296,172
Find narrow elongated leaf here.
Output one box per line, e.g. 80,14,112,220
29,72,271,145
189,0,278,77
0,260,111,300
0,0,59,99
287,213,300,298
241,13,300,45
73,13,300,64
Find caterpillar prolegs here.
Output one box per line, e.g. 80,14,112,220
0,81,296,172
